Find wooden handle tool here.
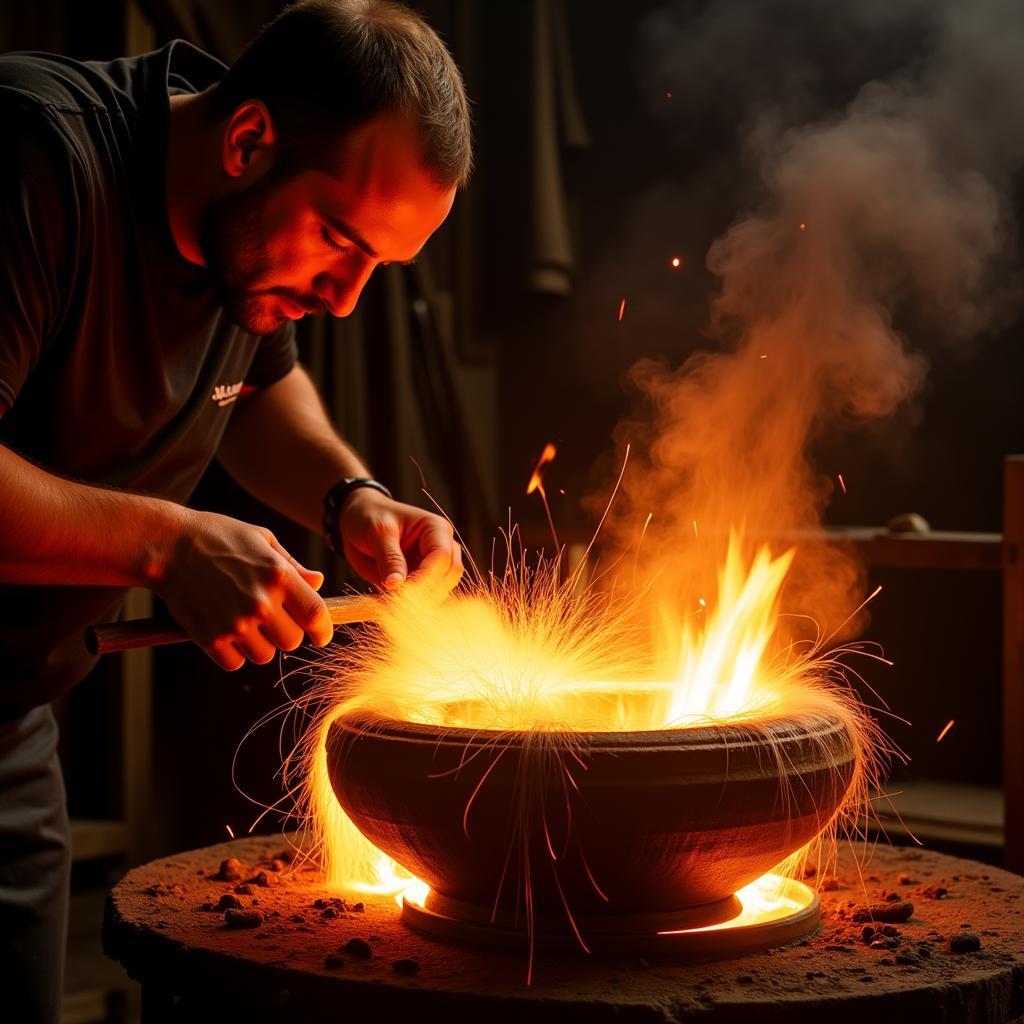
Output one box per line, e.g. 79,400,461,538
85,593,384,655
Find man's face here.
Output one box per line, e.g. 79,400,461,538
201,114,456,335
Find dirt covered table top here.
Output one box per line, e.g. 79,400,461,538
104,835,1024,1023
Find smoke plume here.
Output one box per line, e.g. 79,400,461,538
600,0,1024,638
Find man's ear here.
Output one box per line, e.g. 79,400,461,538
221,100,277,179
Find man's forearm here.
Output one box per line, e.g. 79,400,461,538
0,443,189,587
217,363,372,534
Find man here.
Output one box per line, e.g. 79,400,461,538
0,0,469,1017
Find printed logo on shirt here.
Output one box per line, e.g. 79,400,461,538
212,381,244,407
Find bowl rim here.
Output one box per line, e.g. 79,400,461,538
328,705,854,754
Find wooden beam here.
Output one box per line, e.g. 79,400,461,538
1003,456,1024,873
521,523,1003,573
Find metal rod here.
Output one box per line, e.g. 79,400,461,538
85,593,383,655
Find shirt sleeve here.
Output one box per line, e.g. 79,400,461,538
243,320,298,390
0,104,83,409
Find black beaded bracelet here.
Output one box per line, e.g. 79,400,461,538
322,477,394,554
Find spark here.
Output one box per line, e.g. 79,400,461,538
838,473,847,494
666,90,673,99
759,353,768,359
633,512,654,580
618,297,626,321
936,719,956,743
799,222,807,231
697,597,706,607
692,519,699,538
527,443,559,553
225,824,235,839
670,257,681,268
526,443,557,496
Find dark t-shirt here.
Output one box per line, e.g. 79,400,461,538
0,41,298,719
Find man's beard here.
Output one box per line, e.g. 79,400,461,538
199,174,321,335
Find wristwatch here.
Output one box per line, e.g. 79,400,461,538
322,477,393,554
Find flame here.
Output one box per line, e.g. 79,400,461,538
526,443,557,496
293,527,883,933
659,872,813,935
659,537,793,726
527,443,560,551
347,852,428,909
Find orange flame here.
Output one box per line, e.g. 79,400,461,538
303,527,878,905
527,443,557,496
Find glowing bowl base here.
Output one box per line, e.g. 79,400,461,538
401,877,820,957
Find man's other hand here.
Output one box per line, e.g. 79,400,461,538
338,490,463,592
156,511,334,671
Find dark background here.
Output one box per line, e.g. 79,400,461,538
1,0,1018,862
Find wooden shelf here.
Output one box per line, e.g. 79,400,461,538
70,818,128,863
871,781,1004,850
821,527,1002,573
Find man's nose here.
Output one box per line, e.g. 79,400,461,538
314,261,377,318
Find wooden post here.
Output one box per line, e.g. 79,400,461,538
121,587,154,866
1004,456,1024,873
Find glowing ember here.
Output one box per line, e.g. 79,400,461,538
670,256,681,268
346,851,428,909
838,473,847,494
936,718,956,743
659,873,815,935
526,443,557,497
527,442,559,550
618,297,626,321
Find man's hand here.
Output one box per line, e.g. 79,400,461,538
338,489,463,592
155,510,334,671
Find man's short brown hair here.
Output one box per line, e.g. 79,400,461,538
212,0,472,187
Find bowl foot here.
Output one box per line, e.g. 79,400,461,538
402,884,819,956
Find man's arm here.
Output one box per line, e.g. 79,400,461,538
217,363,463,589
0,431,333,669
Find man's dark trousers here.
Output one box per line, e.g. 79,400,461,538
0,704,70,1023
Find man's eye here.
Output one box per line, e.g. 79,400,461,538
321,225,350,255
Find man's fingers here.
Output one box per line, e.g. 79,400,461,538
282,594,333,648
370,529,409,590
410,518,458,582
265,532,325,590
448,541,465,588
207,638,245,672
258,615,305,653
263,537,332,646
233,629,277,665
440,544,464,594
342,544,381,588
278,569,333,648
